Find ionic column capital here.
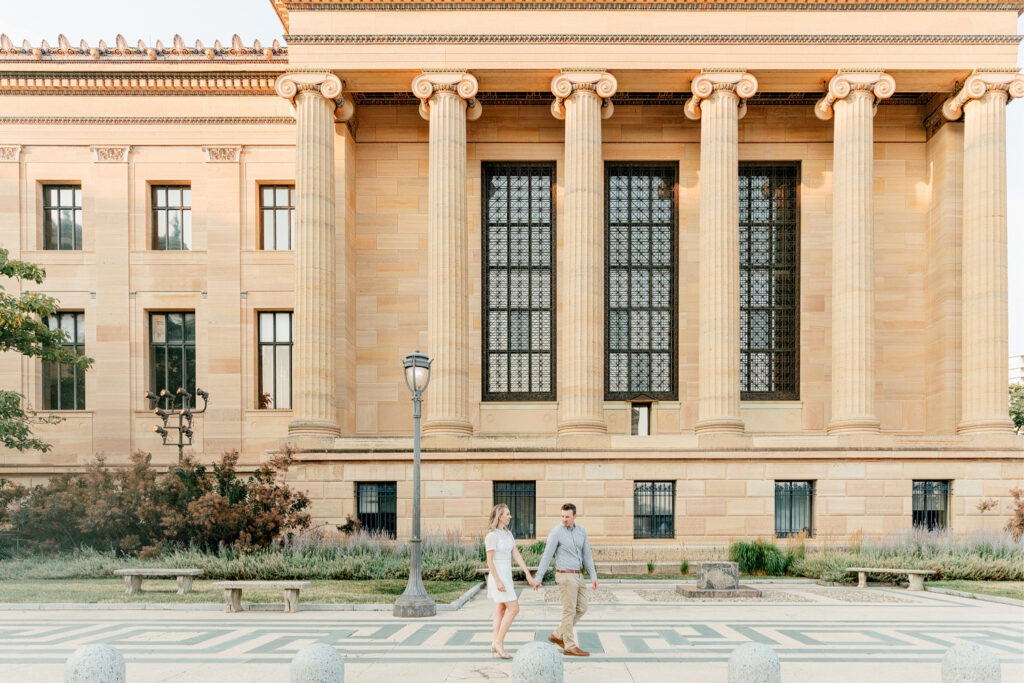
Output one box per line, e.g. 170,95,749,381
942,68,1024,120
550,69,617,121
814,70,895,121
411,70,482,122
684,70,758,121
275,71,354,122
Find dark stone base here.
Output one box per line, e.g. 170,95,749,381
393,596,437,618
675,585,762,598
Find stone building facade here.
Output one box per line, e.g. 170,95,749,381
1,0,1022,547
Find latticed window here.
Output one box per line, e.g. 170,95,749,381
152,185,192,250
260,185,295,250
739,163,799,399
150,312,196,398
482,162,555,400
43,185,82,250
356,482,397,538
775,481,814,537
493,481,536,539
634,481,675,539
606,163,677,400
913,480,950,531
258,311,292,409
42,312,85,410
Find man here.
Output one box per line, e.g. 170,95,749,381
533,502,598,657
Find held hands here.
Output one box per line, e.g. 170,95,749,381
527,577,540,590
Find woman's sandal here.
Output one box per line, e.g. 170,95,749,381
490,642,512,659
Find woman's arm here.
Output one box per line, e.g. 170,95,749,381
486,549,506,591
511,545,535,585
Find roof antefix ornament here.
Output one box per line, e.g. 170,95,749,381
0,34,286,61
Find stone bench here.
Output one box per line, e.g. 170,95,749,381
210,580,312,613
112,568,204,595
847,567,936,591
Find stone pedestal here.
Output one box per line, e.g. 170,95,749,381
676,560,761,598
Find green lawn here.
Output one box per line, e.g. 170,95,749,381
930,580,1024,601
0,579,479,605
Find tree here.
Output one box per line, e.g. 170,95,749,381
0,248,93,452
1010,383,1024,435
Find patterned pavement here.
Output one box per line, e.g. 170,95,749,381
0,583,1021,681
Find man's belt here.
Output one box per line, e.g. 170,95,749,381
556,569,582,574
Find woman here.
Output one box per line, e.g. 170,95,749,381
485,503,539,658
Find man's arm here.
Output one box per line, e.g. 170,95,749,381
581,530,598,583
534,527,560,581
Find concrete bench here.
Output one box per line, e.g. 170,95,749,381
846,567,936,591
112,568,204,595
210,580,312,613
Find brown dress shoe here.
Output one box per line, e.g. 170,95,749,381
563,647,590,657
548,634,564,648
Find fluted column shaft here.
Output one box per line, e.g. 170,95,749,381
943,70,1023,434
413,72,480,436
816,70,893,434
551,71,616,437
276,73,352,439
685,71,757,435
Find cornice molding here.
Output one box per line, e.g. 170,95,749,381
942,68,1024,119
0,145,23,162
90,145,131,162
550,70,617,120
0,34,286,63
0,72,282,96
0,116,296,125
275,72,355,122
279,1,1024,10
684,70,758,120
814,69,896,120
283,32,1023,45
411,71,482,121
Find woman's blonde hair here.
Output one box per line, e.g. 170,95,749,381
487,503,510,531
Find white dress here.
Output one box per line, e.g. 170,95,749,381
485,529,518,603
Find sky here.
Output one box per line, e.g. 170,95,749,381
3,1,1023,355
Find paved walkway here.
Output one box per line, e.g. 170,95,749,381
1,583,1021,681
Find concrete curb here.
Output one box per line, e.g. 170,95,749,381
924,585,1024,607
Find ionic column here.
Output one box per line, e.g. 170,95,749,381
815,70,894,434
276,72,354,438
551,70,617,437
685,70,758,435
942,69,1024,435
412,71,482,436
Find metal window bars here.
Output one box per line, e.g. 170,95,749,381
774,481,814,538
912,480,950,531
493,481,537,539
633,481,675,539
357,482,398,538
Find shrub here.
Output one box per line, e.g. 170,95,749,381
1007,488,1024,541
680,559,689,575
646,559,655,574
728,539,792,576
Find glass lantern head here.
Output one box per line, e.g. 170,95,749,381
403,350,432,395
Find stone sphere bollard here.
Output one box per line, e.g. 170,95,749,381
64,644,125,683
941,642,1001,683
511,641,563,683
291,643,345,683
728,642,781,683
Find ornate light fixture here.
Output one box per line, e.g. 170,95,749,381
145,387,209,463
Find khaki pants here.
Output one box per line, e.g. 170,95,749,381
554,572,589,650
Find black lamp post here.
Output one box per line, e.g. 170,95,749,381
145,387,209,463
393,350,435,618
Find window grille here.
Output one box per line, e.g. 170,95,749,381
42,312,85,410
739,163,799,399
482,162,556,400
260,185,295,250
356,482,397,538
912,480,950,531
606,163,677,401
43,185,82,250
152,185,192,250
258,311,293,409
774,481,814,537
493,481,536,539
150,312,196,398
633,481,675,539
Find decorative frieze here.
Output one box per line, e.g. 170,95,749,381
202,146,242,163
278,1,1024,10
0,116,294,125
89,145,131,162
0,145,22,162
0,33,286,62
284,33,1023,46
0,72,280,96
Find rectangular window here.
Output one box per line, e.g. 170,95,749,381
630,402,651,436
493,481,536,539
150,312,196,398
633,481,675,539
775,481,814,538
739,163,799,399
152,185,192,250
482,162,555,400
258,311,293,409
42,312,85,410
43,184,82,250
606,163,677,400
913,480,950,531
356,482,397,538
260,185,295,250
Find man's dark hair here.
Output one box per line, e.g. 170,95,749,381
561,503,577,514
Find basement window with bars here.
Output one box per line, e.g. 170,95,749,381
774,481,814,538
912,480,950,531
634,481,675,539
739,163,799,400
482,162,556,400
356,482,397,538
493,481,536,539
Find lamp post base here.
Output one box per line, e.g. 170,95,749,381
393,593,436,618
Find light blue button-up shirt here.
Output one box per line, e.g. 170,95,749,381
535,523,597,580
